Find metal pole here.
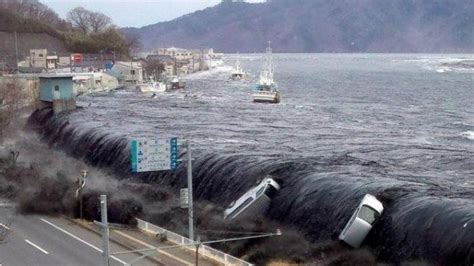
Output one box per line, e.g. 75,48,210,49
186,140,194,241
100,195,110,266
79,190,83,220
14,31,19,71
195,235,200,266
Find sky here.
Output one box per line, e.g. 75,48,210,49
40,0,264,28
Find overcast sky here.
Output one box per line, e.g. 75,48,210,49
40,0,264,28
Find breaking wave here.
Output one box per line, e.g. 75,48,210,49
27,108,474,264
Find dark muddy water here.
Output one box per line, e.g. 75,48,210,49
32,54,474,263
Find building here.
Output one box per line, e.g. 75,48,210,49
30,49,47,68
156,47,195,61
111,61,143,84
0,74,39,107
38,75,76,113
73,72,119,94
46,55,59,69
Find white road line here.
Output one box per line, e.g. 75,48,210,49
25,239,49,254
114,230,192,266
40,218,127,265
0,223,10,230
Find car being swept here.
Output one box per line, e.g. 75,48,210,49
224,177,280,220
338,194,384,248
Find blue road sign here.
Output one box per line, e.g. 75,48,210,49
131,137,178,173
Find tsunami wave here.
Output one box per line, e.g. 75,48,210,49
27,108,474,264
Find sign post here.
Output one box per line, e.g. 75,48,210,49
131,138,178,173
185,140,194,241
130,137,194,241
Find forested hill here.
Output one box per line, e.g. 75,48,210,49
123,0,474,53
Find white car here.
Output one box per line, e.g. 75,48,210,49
338,194,384,248
224,177,280,220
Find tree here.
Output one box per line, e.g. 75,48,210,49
67,7,90,34
123,31,143,54
89,11,112,33
144,59,165,78
0,77,23,142
67,7,112,34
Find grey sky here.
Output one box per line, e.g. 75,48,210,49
40,0,264,28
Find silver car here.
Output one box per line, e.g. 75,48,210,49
338,194,384,248
224,177,280,220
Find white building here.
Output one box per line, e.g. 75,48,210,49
30,49,47,68
156,47,194,61
73,72,118,94
112,61,143,84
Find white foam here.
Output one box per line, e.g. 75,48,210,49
460,131,474,140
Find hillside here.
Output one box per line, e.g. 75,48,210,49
124,0,474,53
0,7,68,66
0,0,132,64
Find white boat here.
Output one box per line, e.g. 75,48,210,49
230,60,246,80
252,42,281,103
136,77,166,93
168,76,186,90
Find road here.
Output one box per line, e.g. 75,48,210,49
0,206,217,266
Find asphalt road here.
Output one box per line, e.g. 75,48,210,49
0,205,218,266
0,204,158,266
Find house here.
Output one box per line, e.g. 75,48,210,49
30,49,47,68
111,61,143,84
46,55,59,69
73,72,119,94
38,74,76,113
156,47,195,61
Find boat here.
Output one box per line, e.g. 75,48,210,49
136,76,166,93
252,42,281,103
168,76,186,90
230,60,246,80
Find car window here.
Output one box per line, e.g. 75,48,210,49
264,185,278,199
256,186,265,197
358,205,380,225
228,197,254,218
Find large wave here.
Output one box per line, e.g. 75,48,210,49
28,108,474,264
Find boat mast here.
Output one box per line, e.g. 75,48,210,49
266,41,272,75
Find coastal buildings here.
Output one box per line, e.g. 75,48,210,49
38,75,76,113
111,61,144,84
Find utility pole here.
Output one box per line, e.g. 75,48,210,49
96,195,110,266
76,170,88,220
14,31,19,72
185,140,194,241
195,235,201,266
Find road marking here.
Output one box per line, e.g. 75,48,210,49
0,223,10,230
25,239,49,254
40,218,127,265
114,230,192,266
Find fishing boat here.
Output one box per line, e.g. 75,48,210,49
168,76,186,90
136,77,166,93
230,60,246,80
252,42,281,103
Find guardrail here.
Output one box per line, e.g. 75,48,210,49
136,218,253,266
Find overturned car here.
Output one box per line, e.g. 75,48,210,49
338,194,384,248
224,177,280,220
